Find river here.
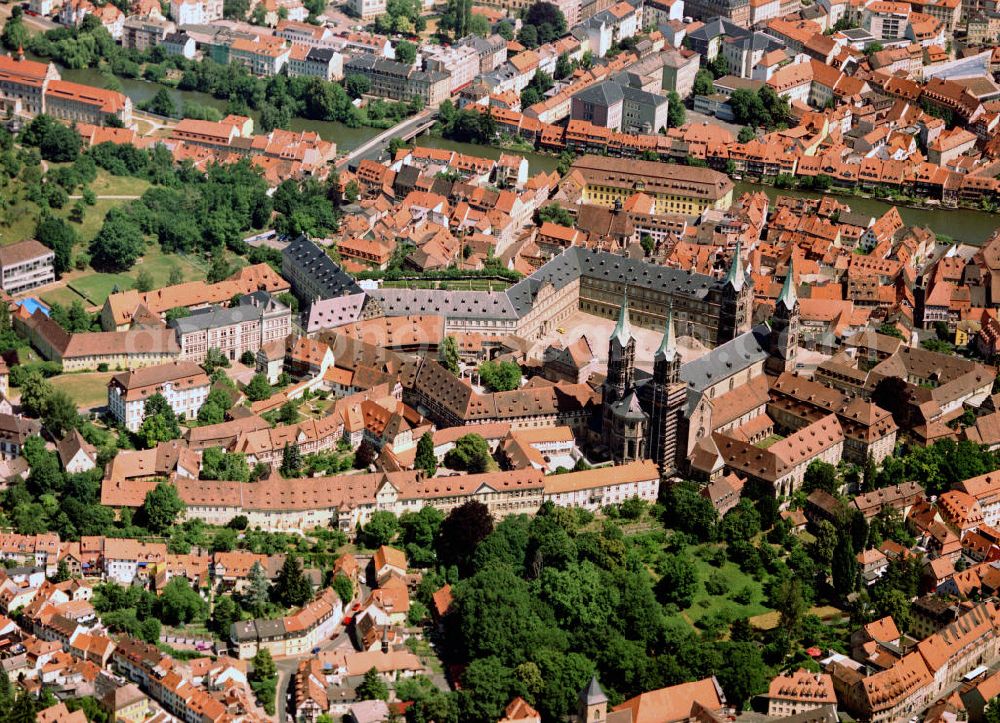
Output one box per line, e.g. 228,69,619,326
53,65,381,150
733,182,1000,245
409,138,999,244
34,63,1000,240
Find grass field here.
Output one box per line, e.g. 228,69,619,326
39,286,88,307
0,171,148,248
671,544,771,629
756,434,786,449
86,170,151,197
49,371,115,409
381,278,513,291
59,245,209,306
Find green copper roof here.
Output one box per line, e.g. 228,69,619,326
654,306,678,363
725,240,745,292
777,256,798,311
611,289,632,346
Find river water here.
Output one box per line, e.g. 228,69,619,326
39,64,1000,241
54,65,379,149
409,139,1000,244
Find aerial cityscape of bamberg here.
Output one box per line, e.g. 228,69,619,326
5,0,1000,719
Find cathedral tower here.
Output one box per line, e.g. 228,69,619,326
766,255,801,376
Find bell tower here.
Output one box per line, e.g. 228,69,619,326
766,255,801,376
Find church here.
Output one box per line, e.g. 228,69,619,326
600,247,801,476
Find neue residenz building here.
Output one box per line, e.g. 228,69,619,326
568,154,735,216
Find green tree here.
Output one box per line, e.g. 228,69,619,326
244,561,270,617
663,481,718,541
535,202,574,227
714,642,770,710
19,368,53,417
140,481,184,533
414,431,437,476
832,533,859,598
524,1,566,44
436,500,493,575
35,216,77,276
345,74,371,99
43,390,81,439
361,510,399,547
135,268,154,293
250,648,277,715
333,573,354,604
693,69,715,96
280,442,302,477
803,460,838,494
277,401,300,425
396,40,417,65
1,10,28,51
441,336,460,374
211,594,239,635
158,577,208,624
144,88,177,117
666,91,685,128
478,360,521,392
274,553,313,607
656,552,697,607
244,373,272,402
89,208,144,272
139,393,181,448
443,434,493,473
52,558,72,583
398,505,444,566
356,666,389,701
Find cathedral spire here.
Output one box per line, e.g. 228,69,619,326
724,241,745,292
654,305,678,364
611,288,632,347
777,256,798,312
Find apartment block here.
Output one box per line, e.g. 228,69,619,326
107,362,212,432
343,55,451,107
0,239,55,295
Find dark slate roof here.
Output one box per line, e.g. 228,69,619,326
573,80,625,107
680,324,771,393
372,288,519,319
306,47,337,63
620,84,668,107
282,235,364,300
581,676,608,705
373,248,726,326
169,293,285,334
687,17,747,41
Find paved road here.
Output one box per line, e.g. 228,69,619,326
68,194,142,200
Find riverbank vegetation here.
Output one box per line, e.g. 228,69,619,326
2,10,420,131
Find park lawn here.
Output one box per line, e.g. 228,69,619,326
0,187,136,248
40,285,89,308
0,197,39,246
49,371,115,409
86,170,151,197
67,245,208,306
672,543,772,628
382,278,513,292
756,434,785,449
